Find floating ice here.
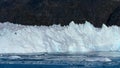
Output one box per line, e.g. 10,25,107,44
0,21,120,53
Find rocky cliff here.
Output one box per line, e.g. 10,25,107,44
0,0,120,27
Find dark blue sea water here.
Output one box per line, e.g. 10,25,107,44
0,52,120,68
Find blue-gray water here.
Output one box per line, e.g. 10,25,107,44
0,52,120,68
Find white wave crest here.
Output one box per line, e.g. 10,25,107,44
0,21,120,53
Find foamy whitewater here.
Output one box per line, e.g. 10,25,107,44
0,21,120,53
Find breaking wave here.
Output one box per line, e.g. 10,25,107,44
0,21,120,53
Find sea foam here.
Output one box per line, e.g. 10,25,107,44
0,21,120,53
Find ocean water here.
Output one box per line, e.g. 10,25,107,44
0,52,120,68
1,21,120,53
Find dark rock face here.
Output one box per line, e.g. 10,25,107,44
0,0,120,27
106,6,120,26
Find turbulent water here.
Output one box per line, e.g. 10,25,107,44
0,21,120,53
0,52,120,68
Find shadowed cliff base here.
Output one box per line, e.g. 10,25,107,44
0,0,120,27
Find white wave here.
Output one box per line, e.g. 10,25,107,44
85,57,111,62
0,21,120,53
8,56,21,59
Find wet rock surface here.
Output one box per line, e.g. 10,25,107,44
0,0,120,27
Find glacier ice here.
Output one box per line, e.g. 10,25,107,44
0,21,120,53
